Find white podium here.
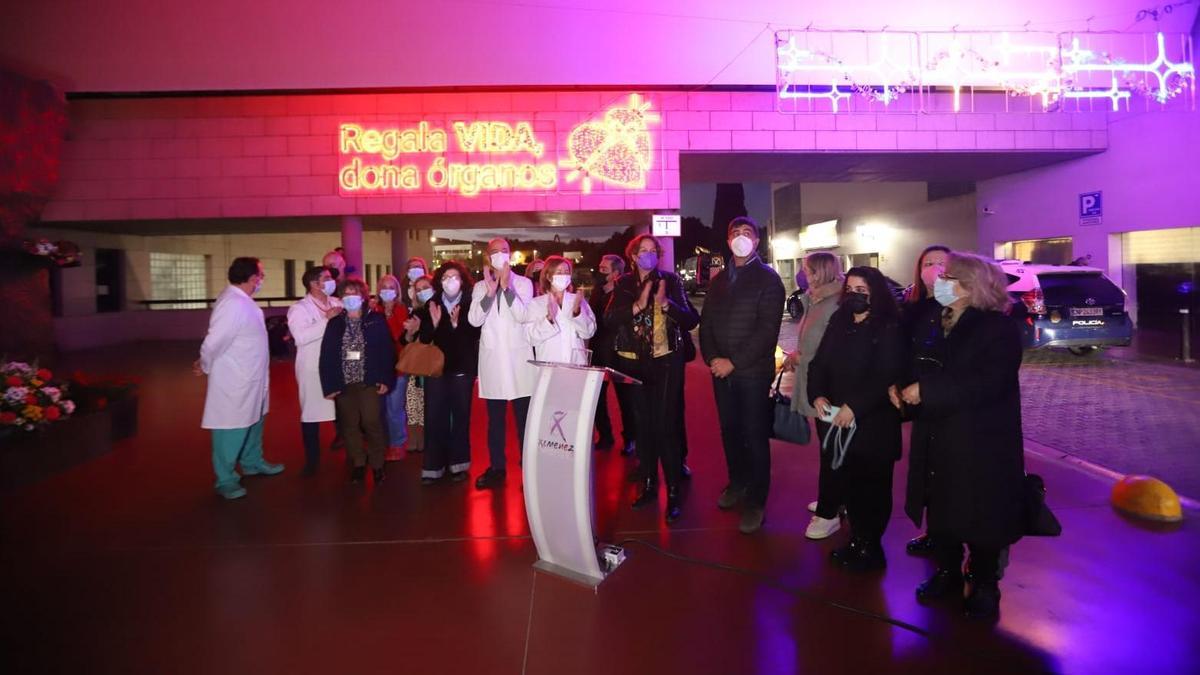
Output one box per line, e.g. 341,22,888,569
523,360,641,588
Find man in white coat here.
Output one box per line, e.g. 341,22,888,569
193,257,284,500
287,265,342,476
469,238,536,490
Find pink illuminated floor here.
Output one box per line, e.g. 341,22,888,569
1,342,1198,674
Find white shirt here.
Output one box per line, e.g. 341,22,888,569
200,285,270,429
526,292,597,364
468,273,537,400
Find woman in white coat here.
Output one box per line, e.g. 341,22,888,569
526,257,597,364
194,257,283,500
468,238,537,490
287,265,342,476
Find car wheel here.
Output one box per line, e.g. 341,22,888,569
1068,346,1099,356
787,298,801,320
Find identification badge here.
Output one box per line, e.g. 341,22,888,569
347,350,362,361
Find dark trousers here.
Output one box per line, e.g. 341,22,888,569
301,421,323,470
334,382,386,469
423,374,474,478
843,454,895,543
486,396,530,473
677,382,689,462
933,538,1003,584
595,379,638,444
814,419,847,520
712,374,774,507
622,352,685,487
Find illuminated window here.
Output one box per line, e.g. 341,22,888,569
149,252,208,310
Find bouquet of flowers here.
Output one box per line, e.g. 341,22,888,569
1,361,75,434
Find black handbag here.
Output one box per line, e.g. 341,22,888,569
1023,473,1063,537
769,370,811,445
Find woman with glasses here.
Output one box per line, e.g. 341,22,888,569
898,252,1025,620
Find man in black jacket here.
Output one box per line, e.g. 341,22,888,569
699,216,785,534
588,254,636,454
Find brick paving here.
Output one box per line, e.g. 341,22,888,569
773,318,1200,499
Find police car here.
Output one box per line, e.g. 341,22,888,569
999,260,1134,355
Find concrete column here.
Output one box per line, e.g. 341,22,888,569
391,226,409,277
340,215,364,278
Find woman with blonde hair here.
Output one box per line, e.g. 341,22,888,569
782,251,847,540
526,256,597,363
899,252,1023,620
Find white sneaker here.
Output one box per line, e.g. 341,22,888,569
805,515,841,540
807,500,818,513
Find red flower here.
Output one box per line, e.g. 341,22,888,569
44,406,61,421
36,368,53,381
5,376,21,386
96,397,108,410
26,394,38,405
0,412,16,425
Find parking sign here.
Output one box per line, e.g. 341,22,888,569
1079,191,1102,226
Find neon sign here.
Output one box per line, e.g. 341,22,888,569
339,94,659,197
775,30,1195,113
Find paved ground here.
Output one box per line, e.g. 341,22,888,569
775,317,1200,499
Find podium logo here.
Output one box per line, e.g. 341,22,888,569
539,410,575,452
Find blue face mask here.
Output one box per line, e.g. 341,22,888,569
379,289,397,303
321,279,336,296
407,268,424,282
933,278,959,307
416,288,435,304
342,295,364,312
636,251,658,271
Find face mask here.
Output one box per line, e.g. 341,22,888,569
921,264,943,291
844,291,870,314
407,267,425,282
342,295,363,312
730,235,755,258
379,289,397,303
321,279,336,296
416,288,435,303
251,278,262,295
636,251,658,271
551,274,571,292
328,268,340,281
490,252,509,270
933,277,959,307
442,277,462,297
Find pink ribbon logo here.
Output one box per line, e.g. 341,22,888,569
549,410,569,442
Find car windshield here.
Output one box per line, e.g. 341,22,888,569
1037,272,1124,306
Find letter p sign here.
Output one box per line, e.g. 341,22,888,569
1079,191,1102,226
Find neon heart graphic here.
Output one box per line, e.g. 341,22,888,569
560,94,659,194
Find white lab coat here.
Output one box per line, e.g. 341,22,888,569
286,294,343,423
200,285,270,429
468,273,537,400
525,292,597,364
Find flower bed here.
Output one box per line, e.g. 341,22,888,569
1,361,75,435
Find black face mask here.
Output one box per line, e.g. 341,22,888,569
328,268,341,281
844,292,870,314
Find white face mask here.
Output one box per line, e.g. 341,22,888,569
252,278,262,295
551,274,571,292
442,277,462,297
407,267,425,282
933,277,960,307
730,234,755,258
321,279,336,296
379,289,397,303
489,252,509,270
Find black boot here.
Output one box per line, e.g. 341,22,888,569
964,581,1001,619
830,537,864,565
632,477,658,508
916,568,965,604
834,538,886,571
665,485,681,523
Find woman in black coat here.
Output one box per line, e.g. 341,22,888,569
403,261,481,485
605,233,700,524
807,266,904,572
899,252,1025,620
895,245,951,556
